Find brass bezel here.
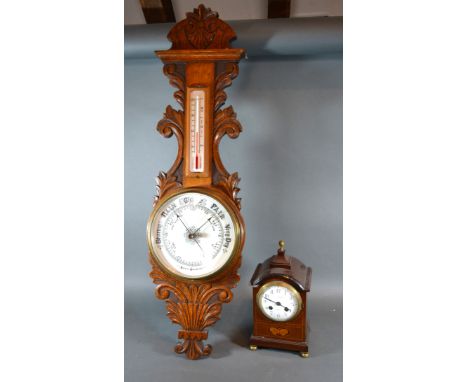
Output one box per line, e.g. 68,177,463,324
147,187,243,281
256,280,303,322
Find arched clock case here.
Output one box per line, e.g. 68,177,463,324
146,4,246,360
249,241,312,357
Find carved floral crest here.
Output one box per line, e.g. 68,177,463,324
167,4,236,49
185,5,218,49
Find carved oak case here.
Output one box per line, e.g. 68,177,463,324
146,5,245,360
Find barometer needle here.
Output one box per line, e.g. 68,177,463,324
193,237,205,257
175,212,205,257
192,216,212,234
175,213,191,234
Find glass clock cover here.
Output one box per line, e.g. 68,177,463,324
148,191,238,279
257,281,302,322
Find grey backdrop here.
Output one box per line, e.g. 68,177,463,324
125,19,342,382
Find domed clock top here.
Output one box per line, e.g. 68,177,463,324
250,241,312,292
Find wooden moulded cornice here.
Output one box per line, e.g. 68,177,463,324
156,49,245,63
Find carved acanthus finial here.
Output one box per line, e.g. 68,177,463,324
187,4,218,20
167,4,237,49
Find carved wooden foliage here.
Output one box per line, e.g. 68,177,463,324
213,63,243,208
154,64,185,203
215,63,239,112
214,106,242,145
163,64,185,108
216,172,242,210
149,254,241,360
153,171,181,206
167,5,236,49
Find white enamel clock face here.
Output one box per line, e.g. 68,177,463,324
257,281,302,322
148,191,238,279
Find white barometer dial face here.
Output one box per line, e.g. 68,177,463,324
257,281,302,322
148,191,238,279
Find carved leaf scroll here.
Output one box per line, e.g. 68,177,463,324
149,254,241,360
153,171,181,206
214,106,242,142
213,105,242,206
214,63,239,112
157,105,183,142
154,63,186,203
175,331,212,359
163,64,185,108
216,172,242,210
212,62,244,208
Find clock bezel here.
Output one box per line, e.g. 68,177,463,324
256,280,303,322
147,187,244,281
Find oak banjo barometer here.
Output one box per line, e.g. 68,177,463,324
146,5,245,360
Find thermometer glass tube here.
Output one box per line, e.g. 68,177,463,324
189,90,205,173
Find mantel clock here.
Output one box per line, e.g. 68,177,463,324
249,241,312,357
146,5,245,360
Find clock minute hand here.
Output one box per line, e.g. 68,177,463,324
264,297,290,312
264,297,280,305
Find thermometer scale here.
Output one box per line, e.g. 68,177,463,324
189,89,205,173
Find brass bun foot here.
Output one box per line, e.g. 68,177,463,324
249,344,258,351
300,351,309,358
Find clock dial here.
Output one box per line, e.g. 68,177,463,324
148,191,238,279
257,281,302,322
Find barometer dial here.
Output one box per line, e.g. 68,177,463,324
256,281,302,322
148,191,238,279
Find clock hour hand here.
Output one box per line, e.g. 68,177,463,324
264,297,290,312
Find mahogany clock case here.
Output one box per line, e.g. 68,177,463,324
125,17,342,382
249,246,312,354
251,278,310,352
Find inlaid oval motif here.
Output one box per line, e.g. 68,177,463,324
270,327,289,336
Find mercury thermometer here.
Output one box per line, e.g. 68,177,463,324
189,89,205,173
